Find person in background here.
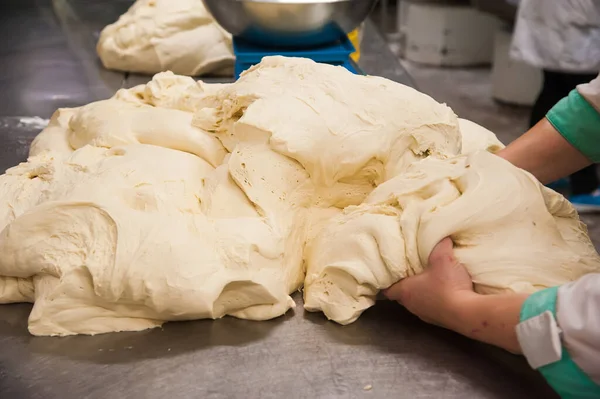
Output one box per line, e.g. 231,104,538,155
385,73,600,398
510,0,600,211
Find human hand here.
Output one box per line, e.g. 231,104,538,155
383,238,476,329
385,238,527,354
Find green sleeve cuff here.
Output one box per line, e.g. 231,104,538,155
546,89,600,163
520,286,559,321
521,287,600,398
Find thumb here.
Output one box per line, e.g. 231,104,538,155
428,237,455,265
382,274,421,304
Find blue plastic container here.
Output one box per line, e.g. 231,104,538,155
233,35,359,79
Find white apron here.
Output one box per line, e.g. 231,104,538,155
510,0,600,73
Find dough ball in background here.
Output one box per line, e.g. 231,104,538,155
97,0,234,76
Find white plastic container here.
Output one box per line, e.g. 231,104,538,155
491,26,542,106
402,1,503,66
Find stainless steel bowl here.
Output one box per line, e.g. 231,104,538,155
203,0,378,48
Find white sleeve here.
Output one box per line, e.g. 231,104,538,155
577,73,600,113
516,274,600,396
556,273,600,384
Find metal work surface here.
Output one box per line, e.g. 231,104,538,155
0,1,554,398
0,0,127,118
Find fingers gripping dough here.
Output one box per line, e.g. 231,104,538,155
304,152,600,324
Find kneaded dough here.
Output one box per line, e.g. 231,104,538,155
0,58,463,335
303,151,600,324
0,56,598,336
97,0,234,76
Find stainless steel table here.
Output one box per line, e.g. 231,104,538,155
0,1,555,398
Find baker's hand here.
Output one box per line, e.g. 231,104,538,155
383,238,475,329
385,238,527,353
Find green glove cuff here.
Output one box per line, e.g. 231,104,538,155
521,287,600,398
546,89,600,163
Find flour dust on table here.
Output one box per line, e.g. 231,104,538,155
0,57,597,336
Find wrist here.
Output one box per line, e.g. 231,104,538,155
450,291,529,353
444,290,482,333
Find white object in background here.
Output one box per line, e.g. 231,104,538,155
491,26,542,106
17,117,50,129
402,2,503,66
395,0,410,58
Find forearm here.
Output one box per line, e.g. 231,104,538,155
498,118,591,184
448,292,529,354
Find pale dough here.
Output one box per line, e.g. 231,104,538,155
97,0,234,76
458,118,504,154
304,152,600,324
0,56,598,336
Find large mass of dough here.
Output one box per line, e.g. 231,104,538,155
97,0,234,76
0,56,598,336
